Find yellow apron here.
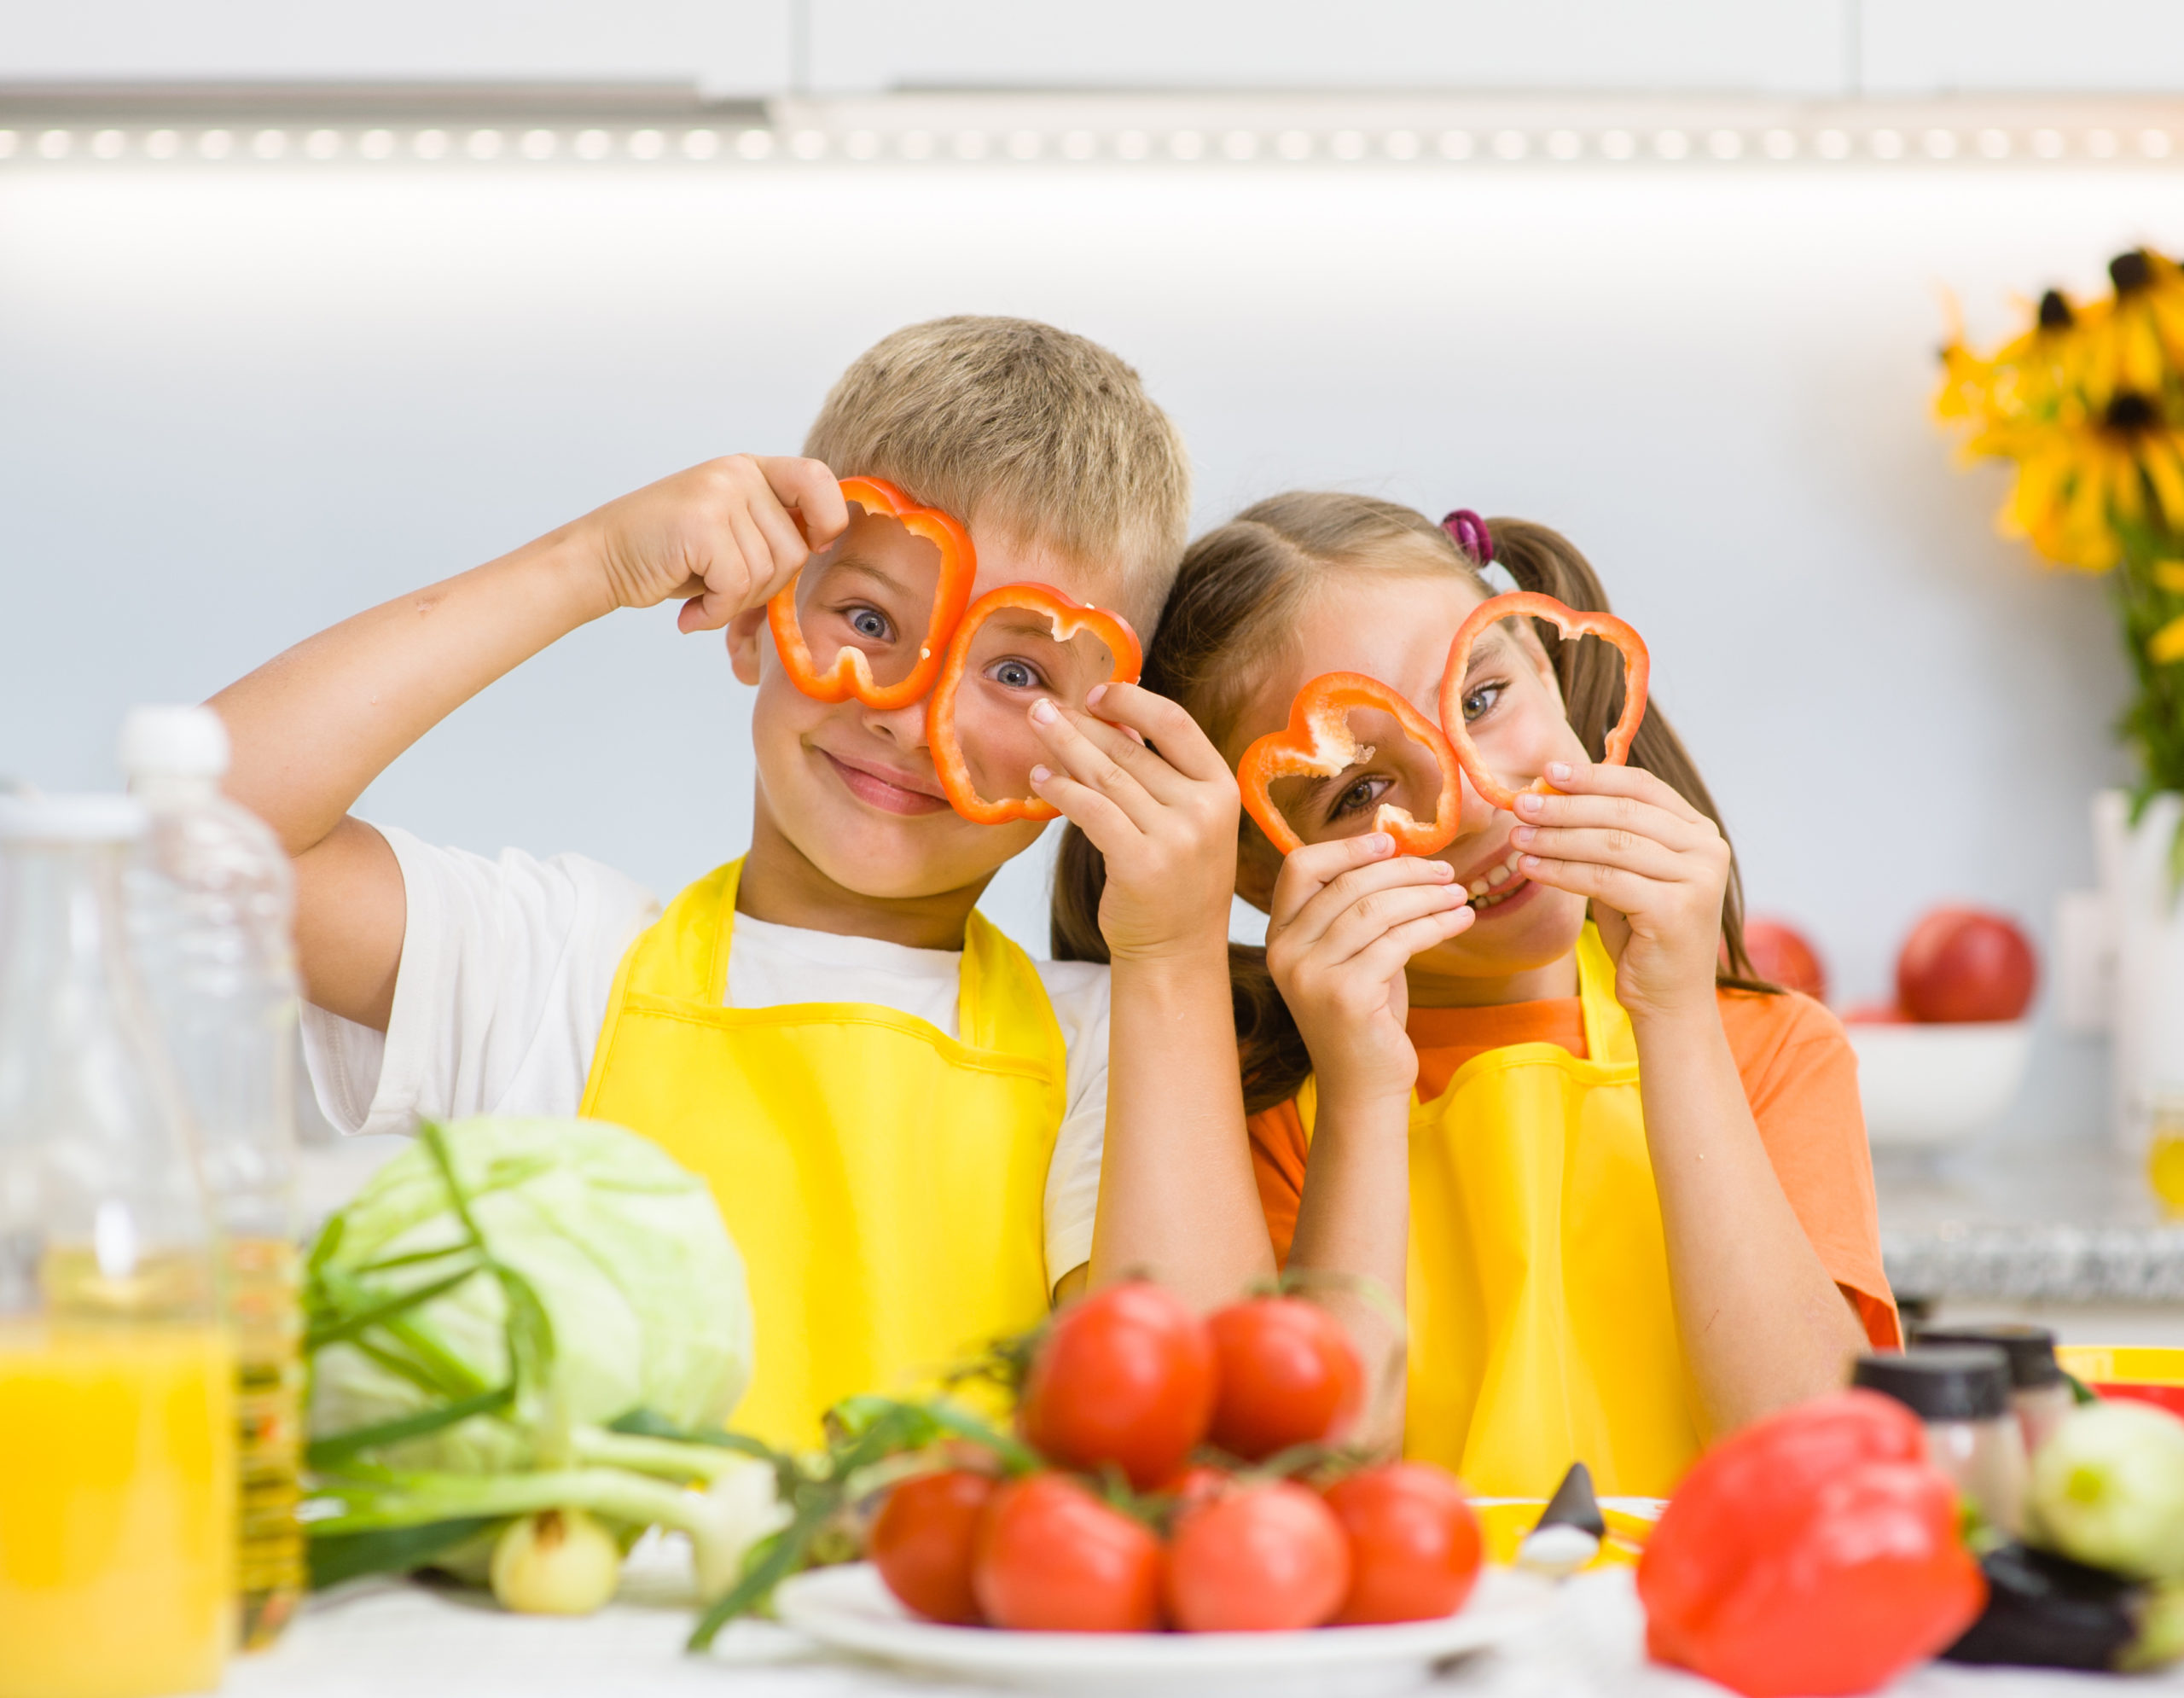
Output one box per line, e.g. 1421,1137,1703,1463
1297,923,1697,1497
579,858,1067,1448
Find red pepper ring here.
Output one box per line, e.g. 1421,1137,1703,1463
1437,590,1650,812
926,584,1145,825
764,475,979,711
1237,673,1463,858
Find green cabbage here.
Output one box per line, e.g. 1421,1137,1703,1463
309,1116,753,1472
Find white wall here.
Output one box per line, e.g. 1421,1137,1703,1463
10,0,2184,96
0,149,2163,1143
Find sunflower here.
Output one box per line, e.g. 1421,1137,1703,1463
1987,390,2184,572
2082,249,2184,406
1936,288,2096,429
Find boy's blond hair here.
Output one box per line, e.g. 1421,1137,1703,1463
804,317,1191,620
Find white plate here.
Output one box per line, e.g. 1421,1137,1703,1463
774,1561,1555,1697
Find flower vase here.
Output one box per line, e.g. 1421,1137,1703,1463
2094,788,2184,1153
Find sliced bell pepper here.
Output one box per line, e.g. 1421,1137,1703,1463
926,584,1144,825
1438,590,1651,811
766,475,978,710
1637,1391,1989,1698
1237,672,1462,858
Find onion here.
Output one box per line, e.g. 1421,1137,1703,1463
490,1508,623,1615
2029,1402,2184,1582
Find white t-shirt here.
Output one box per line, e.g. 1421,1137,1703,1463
300,823,1110,1282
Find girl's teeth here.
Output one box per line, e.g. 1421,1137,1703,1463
1468,878,1490,898
1486,864,1511,888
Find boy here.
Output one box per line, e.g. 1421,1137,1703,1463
217,317,1272,1442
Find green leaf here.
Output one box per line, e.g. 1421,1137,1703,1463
305,1384,516,1469
686,1499,830,1650
304,1265,485,1352
307,1516,498,1590
607,1408,776,1462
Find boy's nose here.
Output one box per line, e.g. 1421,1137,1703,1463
860,697,931,752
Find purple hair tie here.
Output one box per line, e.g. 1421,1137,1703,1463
1441,509,1494,564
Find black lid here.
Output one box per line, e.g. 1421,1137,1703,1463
1909,1323,2063,1389
1536,1460,1605,1539
1853,1346,2012,1422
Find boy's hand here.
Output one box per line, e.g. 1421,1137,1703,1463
1023,683,1239,966
1508,759,1732,1023
1264,835,1475,1108
577,456,850,631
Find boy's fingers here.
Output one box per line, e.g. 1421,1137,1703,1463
1027,701,1161,832
761,456,848,548
1086,683,1234,787
747,492,814,590
1028,766,1134,846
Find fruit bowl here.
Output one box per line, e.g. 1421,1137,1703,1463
1846,1019,2034,1149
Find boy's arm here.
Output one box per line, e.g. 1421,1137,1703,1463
212,456,846,1030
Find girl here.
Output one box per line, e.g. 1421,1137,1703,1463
1054,493,1895,1497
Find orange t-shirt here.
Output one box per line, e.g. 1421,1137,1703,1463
1247,986,1902,1350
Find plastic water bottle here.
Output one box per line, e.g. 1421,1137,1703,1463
119,706,304,1649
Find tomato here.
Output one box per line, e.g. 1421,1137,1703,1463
1163,1480,1351,1632
1740,919,1827,1002
1158,1462,1232,1516
1896,908,2037,1023
869,1468,996,1625
1205,1296,1363,1462
1019,1281,1216,1489
972,1473,1163,1632
1322,1462,1483,1625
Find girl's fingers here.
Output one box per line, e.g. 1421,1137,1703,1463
1536,758,1706,827
1275,850,1461,951
1339,903,1478,982
1512,788,1706,853
1085,683,1235,787
1310,880,1475,966
1515,851,1677,914
1507,824,1693,886
1269,832,1402,929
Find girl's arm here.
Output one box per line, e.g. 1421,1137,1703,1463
1264,835,1476,1442
1509,760,1869,1437
1024,684,1276,1309
211,457,845,1030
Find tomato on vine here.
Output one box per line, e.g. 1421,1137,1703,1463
1206,1296,1364,1462
1018,1282,1216,1489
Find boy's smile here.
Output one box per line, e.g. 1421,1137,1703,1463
729,504,1136,931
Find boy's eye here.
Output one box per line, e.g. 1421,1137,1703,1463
1462,681,1506,722
848,607,893,643
987,659,1047,691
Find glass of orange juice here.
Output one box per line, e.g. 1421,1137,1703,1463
0,796,237,1698
2149,1091,2184,1219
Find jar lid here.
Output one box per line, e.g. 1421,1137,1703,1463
1852,1346,2012,1422
0,794,147,843
1909,1323,2063,1389
118,705,230,782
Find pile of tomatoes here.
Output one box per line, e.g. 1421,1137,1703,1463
868,1282,1484,1634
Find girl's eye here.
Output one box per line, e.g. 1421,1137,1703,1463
849,607,893,643
1462,681,1506,722
988,659,1047,690
1330,776,1390,822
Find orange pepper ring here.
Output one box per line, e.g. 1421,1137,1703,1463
926,584,1145,826
1237,672,1463,858
1438,591,1650,813
764,475,978,711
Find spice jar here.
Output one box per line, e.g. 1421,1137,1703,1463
1852,1346,2026,1536
1911,1323,2073,1458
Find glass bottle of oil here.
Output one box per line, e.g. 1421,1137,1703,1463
0,793,237,1698
123,707,304,1649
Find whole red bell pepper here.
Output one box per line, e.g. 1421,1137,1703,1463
1237,672,1461,857
926,584,1143,825
1638,1391,1989,1698
1438,591,1650,811
766,475,979,711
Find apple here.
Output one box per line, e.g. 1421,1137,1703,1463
1896,908,2037,1023
1740,918,1827,1002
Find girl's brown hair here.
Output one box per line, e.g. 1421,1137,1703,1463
1050,491,1773,1113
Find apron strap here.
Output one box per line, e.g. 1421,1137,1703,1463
1576,922,1639,1067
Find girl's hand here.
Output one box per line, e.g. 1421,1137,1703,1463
576,456,851,631
1264,835,1476,1107
1025,683,1240,965
1508,759,1731,1022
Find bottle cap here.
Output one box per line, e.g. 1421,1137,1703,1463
0,794,147,842
1852,1346,2012,1422
1909,1323,2064,1389
118,705,230,781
